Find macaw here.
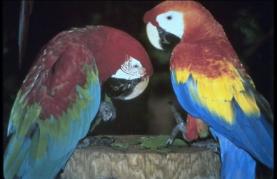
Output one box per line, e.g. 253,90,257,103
4,25,153,179
143,1,273,178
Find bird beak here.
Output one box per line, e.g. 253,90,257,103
146,22,180,51
123,76,149,100
146,23,163,50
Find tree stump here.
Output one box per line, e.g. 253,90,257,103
60,135,220,179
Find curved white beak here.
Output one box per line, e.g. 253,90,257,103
146,23,163,50
123,76,150,100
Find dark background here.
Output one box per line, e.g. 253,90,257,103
2,1,274,178
3,1,273,137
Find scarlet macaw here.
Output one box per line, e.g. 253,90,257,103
143,1,273,178
4,25,153,179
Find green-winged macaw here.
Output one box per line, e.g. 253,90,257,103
4,25,153,179
143,1,273,178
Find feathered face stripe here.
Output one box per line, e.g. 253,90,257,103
173,64,260,124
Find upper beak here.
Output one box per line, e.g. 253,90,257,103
146,23,180,51
146,23,163,50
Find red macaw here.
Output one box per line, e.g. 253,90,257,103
143,1,273,178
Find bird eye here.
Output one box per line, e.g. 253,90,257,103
166,15,172,20
133,64,139,68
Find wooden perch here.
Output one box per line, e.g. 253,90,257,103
60,135,220,179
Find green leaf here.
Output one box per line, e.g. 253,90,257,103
139,135,187,152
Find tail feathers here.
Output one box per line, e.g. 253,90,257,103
251,115,273,169
4,136,31,179
234,100,273,169
21,150,74,179
234,112,273,169
243,78,273,123
255,91,273,124
211,129,256,179
4,135,75,179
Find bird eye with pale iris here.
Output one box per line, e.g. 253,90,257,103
155,11,185,39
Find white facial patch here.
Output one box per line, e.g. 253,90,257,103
146,22,163,50
156,11,185,39
112,56,146,80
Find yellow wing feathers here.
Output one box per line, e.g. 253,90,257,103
174,61,260,124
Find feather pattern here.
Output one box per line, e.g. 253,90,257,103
5,25,153,179
169,25,273,171
171,69,273,168
210,128,256,179
4,62,101,179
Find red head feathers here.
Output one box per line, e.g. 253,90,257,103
143,1,227,42
85,26,153,82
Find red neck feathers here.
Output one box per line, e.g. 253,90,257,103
171,37,245,78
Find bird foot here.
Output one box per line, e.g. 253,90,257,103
77,136,115,149
77,138,92,149
166,103,187,146
166,122,188,146
97,101,116,122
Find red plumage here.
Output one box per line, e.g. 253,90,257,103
171,37,246,78
20,26,152,119
184,115,198,141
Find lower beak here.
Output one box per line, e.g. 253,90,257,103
122,76,150,100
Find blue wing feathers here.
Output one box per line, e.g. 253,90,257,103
171,75,201,118
171,72,273,169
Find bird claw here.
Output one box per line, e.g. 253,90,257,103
166,103,187,146
166,104,186,146
97,101,116,122
77,136,115,149
166,137,174,146
77,138,91,149
166,122,187,146
165,139,172,146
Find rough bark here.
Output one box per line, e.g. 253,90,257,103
60,135,220,179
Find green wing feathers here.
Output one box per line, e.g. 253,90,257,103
4,64,101,179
